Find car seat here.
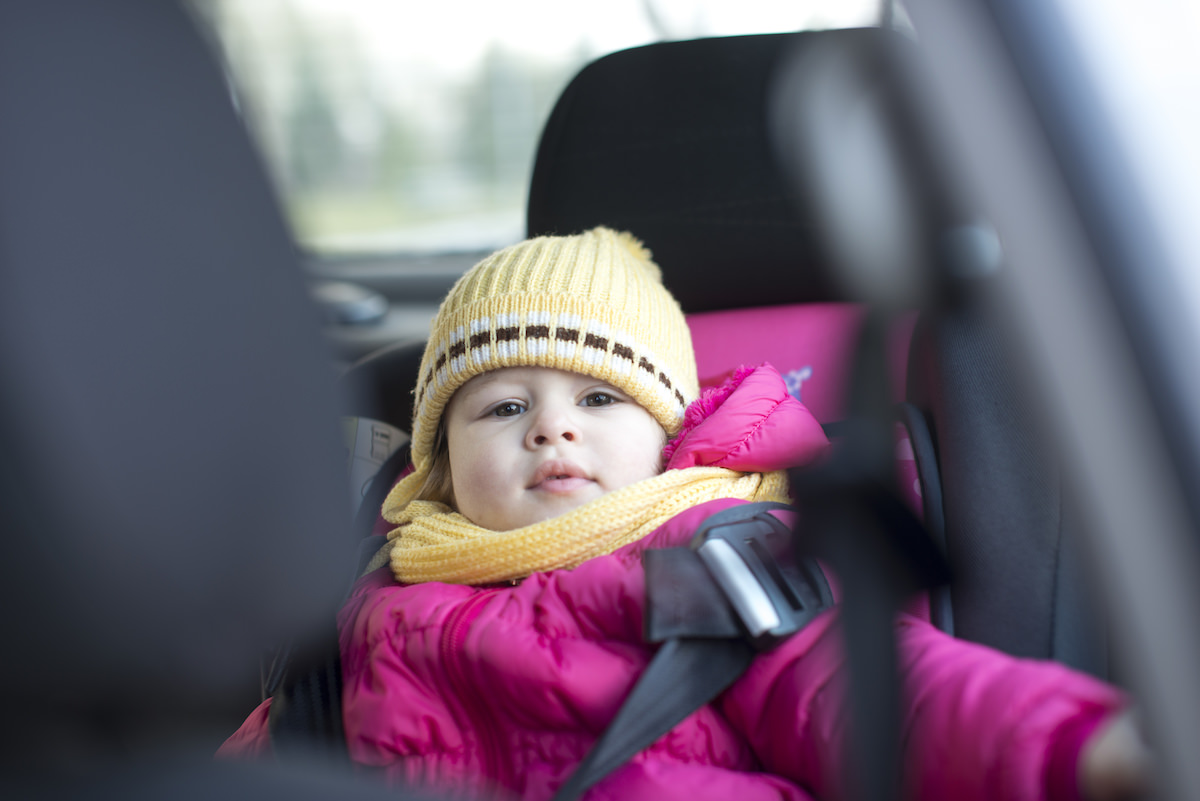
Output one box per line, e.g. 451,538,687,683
0,1,428,798
321,24,1107,789
524,25,1107,677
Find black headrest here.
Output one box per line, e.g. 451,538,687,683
528,30,895,313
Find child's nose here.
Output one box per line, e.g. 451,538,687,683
526,405,580,447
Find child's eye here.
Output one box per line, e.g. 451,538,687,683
582,392,615,407
491,401,525,417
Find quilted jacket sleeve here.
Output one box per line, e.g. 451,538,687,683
216,697,274,759
717,610,1126,801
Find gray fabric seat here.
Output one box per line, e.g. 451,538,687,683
0,1,423,796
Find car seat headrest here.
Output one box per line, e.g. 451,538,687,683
0,0,350,727
529,29,897,313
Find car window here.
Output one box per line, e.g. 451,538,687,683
1054,0,1200,332
187,0,882,258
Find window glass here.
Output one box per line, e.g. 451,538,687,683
1053,0,1200,322
190,0,880,255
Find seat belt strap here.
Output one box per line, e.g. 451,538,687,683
550,637,755,801
552,502,834,801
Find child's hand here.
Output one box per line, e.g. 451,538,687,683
1079,710,1152,801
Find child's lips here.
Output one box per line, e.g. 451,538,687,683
532,476,595,494
528,460,594,493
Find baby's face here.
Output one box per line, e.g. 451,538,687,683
442,366,667,531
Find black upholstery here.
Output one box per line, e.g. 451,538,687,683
528,31,896,312
908,298,1108,675
341,339,427,430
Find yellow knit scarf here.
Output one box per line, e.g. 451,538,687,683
381,466,791,585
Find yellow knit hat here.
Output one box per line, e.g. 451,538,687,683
397,226,698,508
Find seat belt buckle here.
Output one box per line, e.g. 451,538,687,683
689,506,835,651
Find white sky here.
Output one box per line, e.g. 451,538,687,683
282,0,879,77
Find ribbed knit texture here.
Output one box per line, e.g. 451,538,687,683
382,466,790,585
394,227,700,516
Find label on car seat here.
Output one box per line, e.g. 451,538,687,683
343,417,409,516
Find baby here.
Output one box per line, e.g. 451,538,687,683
223,227,1147,801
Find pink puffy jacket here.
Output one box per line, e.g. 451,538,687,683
220,365,1125,801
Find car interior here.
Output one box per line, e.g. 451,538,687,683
2,1,1199,800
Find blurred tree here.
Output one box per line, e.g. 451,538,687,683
374,113,424,202
286,37,345,193
455,45,580,205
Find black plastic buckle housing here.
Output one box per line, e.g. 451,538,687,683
687,503,835,651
